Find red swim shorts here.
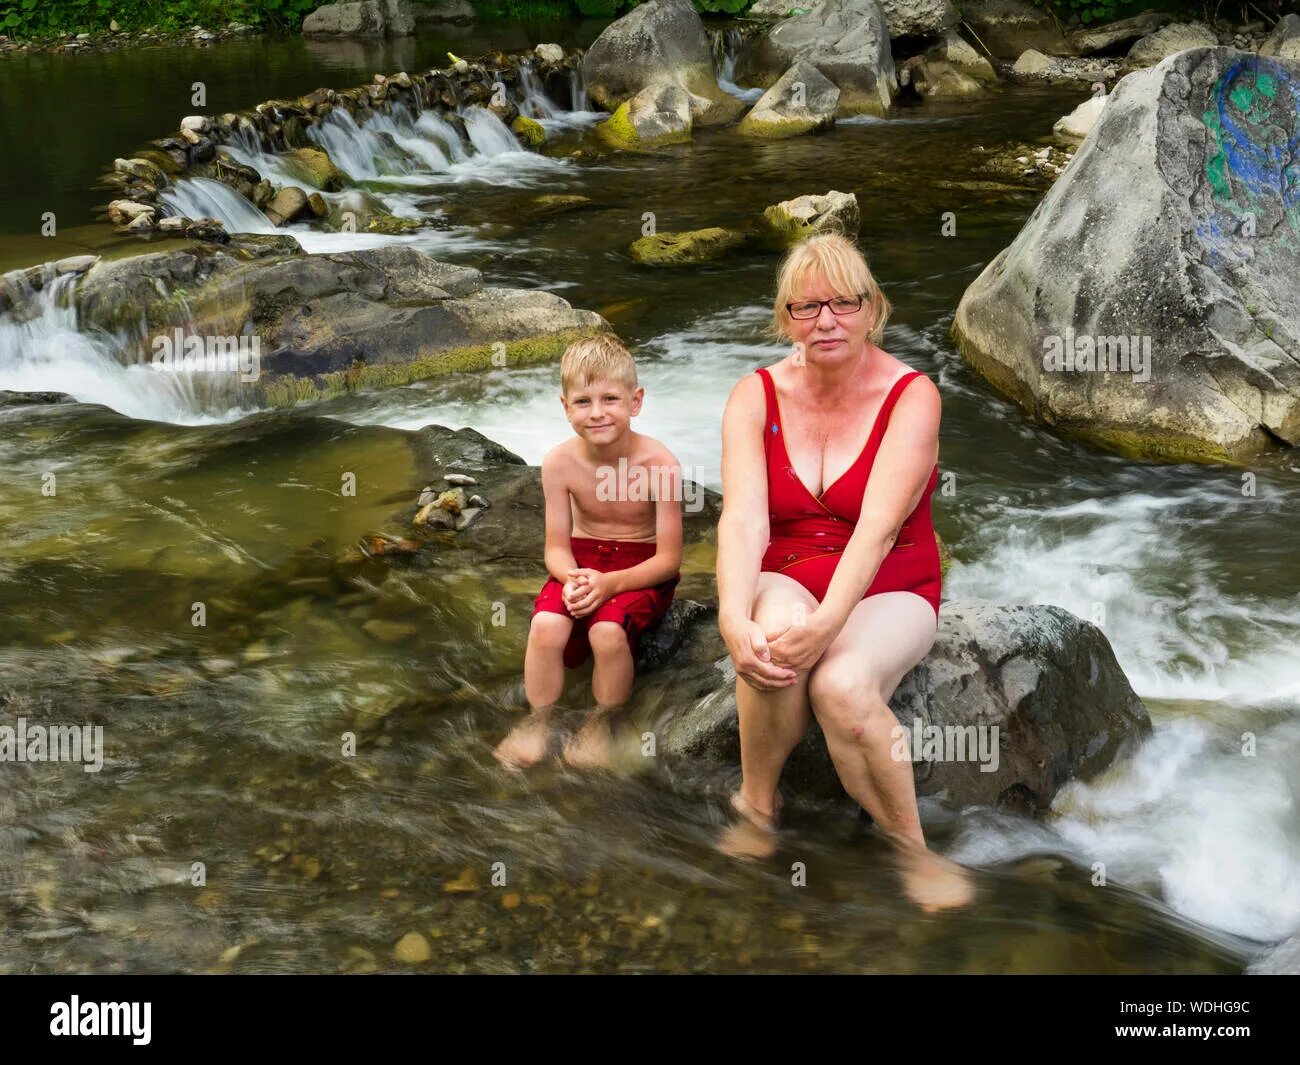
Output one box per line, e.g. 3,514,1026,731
531,536,680,669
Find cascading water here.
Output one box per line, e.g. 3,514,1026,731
158,176,280,235
710,25,762,103
0,266,250,424
460,105,525,157
516,60,556,121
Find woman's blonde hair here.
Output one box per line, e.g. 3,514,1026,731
560,333,638,394
770,233,891,345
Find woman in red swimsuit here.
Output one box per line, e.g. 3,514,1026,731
716,233,970,910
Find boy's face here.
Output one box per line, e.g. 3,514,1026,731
561,376,643,445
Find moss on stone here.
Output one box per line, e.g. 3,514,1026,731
629,227,748,266
364,213,425,235
255,329,609,410
510,115,546,149
135,148,184,176
282,147,346,192
736,114,818,140
596,102,644,150
951,323,1242,465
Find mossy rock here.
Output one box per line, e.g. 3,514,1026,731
254,329,609,409
526,194,598,222
735,114,822,141
365,213,426,235
134,148,185,177
510,115,546,149
282,147,347,192
629,228,748,266
596,100,690,151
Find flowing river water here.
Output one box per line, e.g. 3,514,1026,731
0,24,1297,974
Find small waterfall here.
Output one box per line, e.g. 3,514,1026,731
711,26,762,103
307,104,463,180
516,60,556,120
569,67,589,112
460,106,522,157
159,176,279,235
416,111,470,164
0,266,247,424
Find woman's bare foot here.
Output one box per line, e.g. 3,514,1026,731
896,843,975,913
493,714,552,772
561,711,614,769
718,790,783,862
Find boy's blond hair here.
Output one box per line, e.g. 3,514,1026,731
771,232,891,345
560,334,638,394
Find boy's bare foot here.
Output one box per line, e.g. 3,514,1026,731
718,791,782,862
561,711,614,770
896,843,975,913
493,715,552,772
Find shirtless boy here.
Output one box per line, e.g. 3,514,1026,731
493,335,683,771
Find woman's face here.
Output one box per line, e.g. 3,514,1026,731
785,272,872,361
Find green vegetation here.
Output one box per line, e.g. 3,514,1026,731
0,1,316,37
0,0,1279,42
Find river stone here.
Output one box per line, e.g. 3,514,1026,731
629,227,748,266
597,84,694,150
282,146,347,192
959,0,1074,59
878,0,958,38
899,54,984,97
1010,49,1119,83
737,60,839,139
54,255,99,275
1122,22,1217,72
1259,13,1300,60
741,0,898,116
1068,10,1173,56
759,190,859,247
930,30,997,80
66,244,609,407
648,599,1149,809
534,42,564,65
1051,93,1106,141
581,0,744,127
302,0,415,37
952,47,1300,463
264,186,311,226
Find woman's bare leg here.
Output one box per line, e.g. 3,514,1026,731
721,572,818,859
808,591,973,910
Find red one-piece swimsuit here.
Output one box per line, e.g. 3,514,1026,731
756,365,941,617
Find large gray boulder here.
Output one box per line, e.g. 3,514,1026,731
740,0,898,115
302,0,415,37
959,0,1073,59
650,600,1151,811
580,0,743,126
65,243,609,408
737,60,840,139
953,48,1300,463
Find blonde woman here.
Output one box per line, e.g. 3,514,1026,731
716,233,971,910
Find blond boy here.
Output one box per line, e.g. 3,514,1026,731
494,335,684,770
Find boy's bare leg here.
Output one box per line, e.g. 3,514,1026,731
563,620,632,769
494,612,572,770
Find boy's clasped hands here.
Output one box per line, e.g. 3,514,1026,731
562,568,607,618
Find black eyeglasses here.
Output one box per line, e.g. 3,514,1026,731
786,294,865,320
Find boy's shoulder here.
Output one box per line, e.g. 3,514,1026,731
627,430,679,466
